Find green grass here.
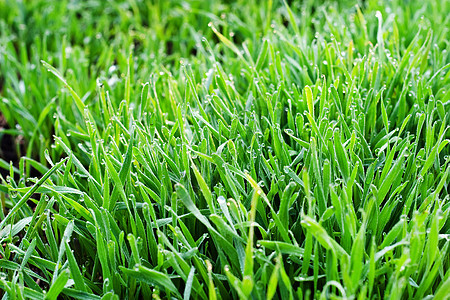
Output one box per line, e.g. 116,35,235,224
0,0,449,299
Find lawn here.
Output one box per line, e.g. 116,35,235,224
0,0,449,299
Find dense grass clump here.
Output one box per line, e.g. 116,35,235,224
0,0,449,299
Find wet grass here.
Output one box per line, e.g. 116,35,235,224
0,0,449,299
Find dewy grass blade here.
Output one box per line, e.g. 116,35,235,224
305,85,314,118
434,276,450,300
176,183,240,268
45,269,70,300
120,265,181,297
0,157,68,230
41,60,85,113
191,159,214,213
183,266,196,300
301,215,348,260
65,240,87,292
266,257,280,300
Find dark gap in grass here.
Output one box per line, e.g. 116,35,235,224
231,30,245,46
26,198,38,210
282,15,289,29
33,271,49,291
166,40,174,56
0,112,46,218
0,113,19,180
190,45,197,56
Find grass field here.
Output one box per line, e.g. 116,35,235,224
0,0,449,299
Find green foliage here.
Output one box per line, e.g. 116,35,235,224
0,0,449,299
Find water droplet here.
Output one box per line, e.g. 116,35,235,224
285,128,294,135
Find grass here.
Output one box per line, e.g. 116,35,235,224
0,0,449,299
